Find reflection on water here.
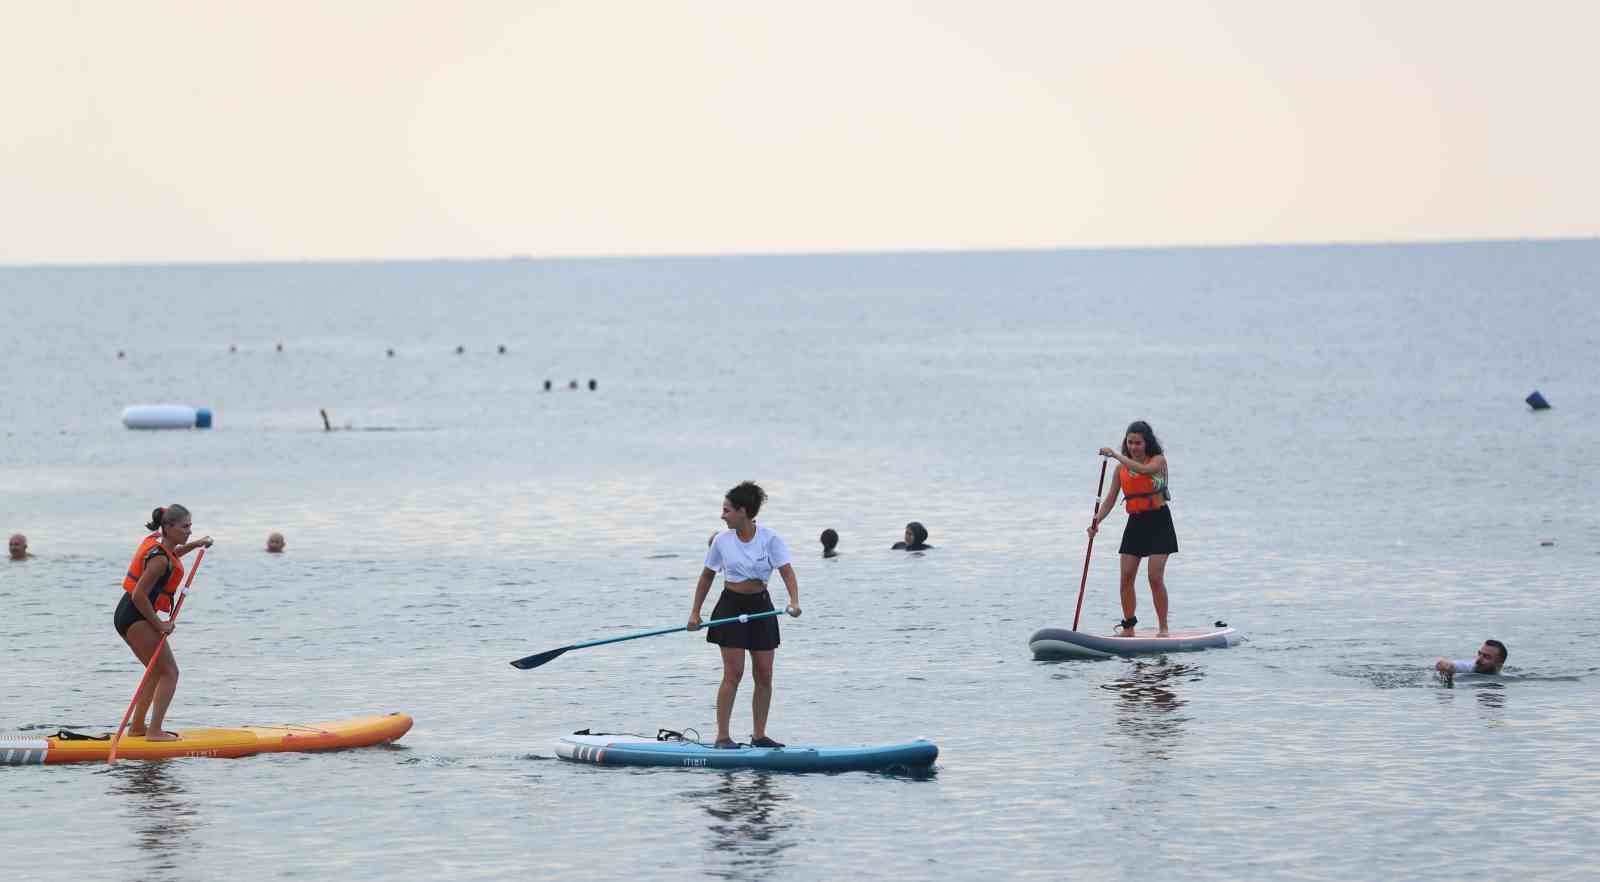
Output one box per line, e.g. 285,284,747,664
683,771,796,879
1101,658,1202,761
104,762,201,880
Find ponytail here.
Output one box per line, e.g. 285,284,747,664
145,507,166,532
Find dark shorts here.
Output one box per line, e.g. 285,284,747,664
113,594,146,638
1119,505,1179,558
706,588,780,651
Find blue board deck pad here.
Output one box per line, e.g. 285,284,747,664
556,731,937,773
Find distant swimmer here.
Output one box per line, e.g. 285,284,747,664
820,528,839,558
1089,421,1177,637
1436,640,1507,677
688,481,801,750
9,533,31,560
266,532,286,553
113,506,213,742
892,521,932,551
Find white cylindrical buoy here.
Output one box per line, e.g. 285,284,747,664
121,405,213,430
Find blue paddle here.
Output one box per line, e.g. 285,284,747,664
509,609,786,670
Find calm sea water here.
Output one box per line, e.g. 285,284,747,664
2,241,1597,881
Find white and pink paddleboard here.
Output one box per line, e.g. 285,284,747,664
1029,624,1243,660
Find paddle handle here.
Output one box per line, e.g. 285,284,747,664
1071,460,1108,631
107,548,204,763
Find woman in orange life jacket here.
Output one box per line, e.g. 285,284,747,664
1088,422,1177,637
113,505,213,741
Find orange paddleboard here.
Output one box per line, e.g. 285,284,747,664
1,713,412,765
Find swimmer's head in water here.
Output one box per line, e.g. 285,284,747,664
266,532,286,553
723,481,766,526
820,529,838,551
1478,640,1507,672
904,522,928,546
8,533,26,560
1122,421,1164,459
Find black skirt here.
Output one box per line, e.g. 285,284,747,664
1118,505,1179,558
706,588,781,651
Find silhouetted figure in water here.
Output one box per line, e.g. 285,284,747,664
820,529,839,558
892,522,932,551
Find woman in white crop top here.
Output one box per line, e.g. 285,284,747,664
689,481,802,749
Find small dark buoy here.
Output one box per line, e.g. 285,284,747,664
228,344,237,353
568,379,578,389
276,342,283,352
543,380,552,391
386,348,395,357
497,344,506,355
455,345,465,355
116,350,125,359
1540,540,1555,547
1526,390,1551,410
587,379,597,391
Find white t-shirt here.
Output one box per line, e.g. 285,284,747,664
705,526,792,584
1449,660,1477,674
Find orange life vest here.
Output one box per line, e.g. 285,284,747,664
1121,465,1169,514
122,534,183,612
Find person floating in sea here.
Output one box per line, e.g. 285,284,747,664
892,521,933,551
266,532,286,553
113,505,213,742
1436,640,1507,678
688,482,801,749
1089,421,1177,637
820,528,839,558
8,533,30,560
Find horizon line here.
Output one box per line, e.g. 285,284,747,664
3,233,1595,271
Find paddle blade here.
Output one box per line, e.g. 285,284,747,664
509,645,570,670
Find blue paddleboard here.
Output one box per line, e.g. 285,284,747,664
556,731,938,772
1029,625,1243,660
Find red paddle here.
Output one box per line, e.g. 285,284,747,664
1071,460,1109,630
107,548,205,763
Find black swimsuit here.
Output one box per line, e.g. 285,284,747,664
113,546,170,638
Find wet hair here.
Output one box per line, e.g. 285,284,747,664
145,504,191,533
1121,421,1164,458
725,481,766,518
906,522,928,545
820,529,838,551
1485,639,1507,663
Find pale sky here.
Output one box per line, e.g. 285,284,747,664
4,1,1598,264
